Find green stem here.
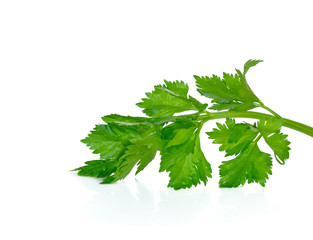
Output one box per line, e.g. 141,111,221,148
260,105,282,119
254,134,262,143
199,111,313,138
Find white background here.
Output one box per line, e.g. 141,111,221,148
1,0,313,239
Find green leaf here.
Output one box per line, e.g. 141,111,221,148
207,118,258,156
243,59,263,76
209,101,256,111
81,123,150,160
72,160,117,179
136,80,207,117
101,113,199,126
81,124,132,160
208,118,291,187
257,119,284,136
160,120,212,190
102,114,155,126
264,132,290,164
76,117,162,184
207,119,290,187
258,119,290,164
219,142,272,188
188,95,208,111
195,72,261,111
101,133,160,183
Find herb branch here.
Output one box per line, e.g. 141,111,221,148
73,60,313,189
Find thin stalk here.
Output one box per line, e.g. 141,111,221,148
260,105,282,119
199,111,313,138
254,134,262,143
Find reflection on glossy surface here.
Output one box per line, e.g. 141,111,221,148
75,176,211,225
74,174,270,225
213,188,269,223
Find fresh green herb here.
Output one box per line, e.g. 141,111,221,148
73,60,313,189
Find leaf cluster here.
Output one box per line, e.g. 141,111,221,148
73,60,292,189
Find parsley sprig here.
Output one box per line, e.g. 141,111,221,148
73,60,313,189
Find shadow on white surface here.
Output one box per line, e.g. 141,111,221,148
73,174,270,225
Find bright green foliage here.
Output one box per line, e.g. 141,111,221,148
207,118,290,187
80,124,137,160
257,118,284,135
73,160,112,177
101,114,155,126
102,133,160,183
263,133,290,164
219,142,272,187
74,59,309,190
76,116,161,183
207,118,258,156
160,120,212,189
136,80,207,117
258,119,291,164
243,59,263,76
73,159,119,184
121,133,160,176
194,59,264,111
76,91,210,188
194,72,261,111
